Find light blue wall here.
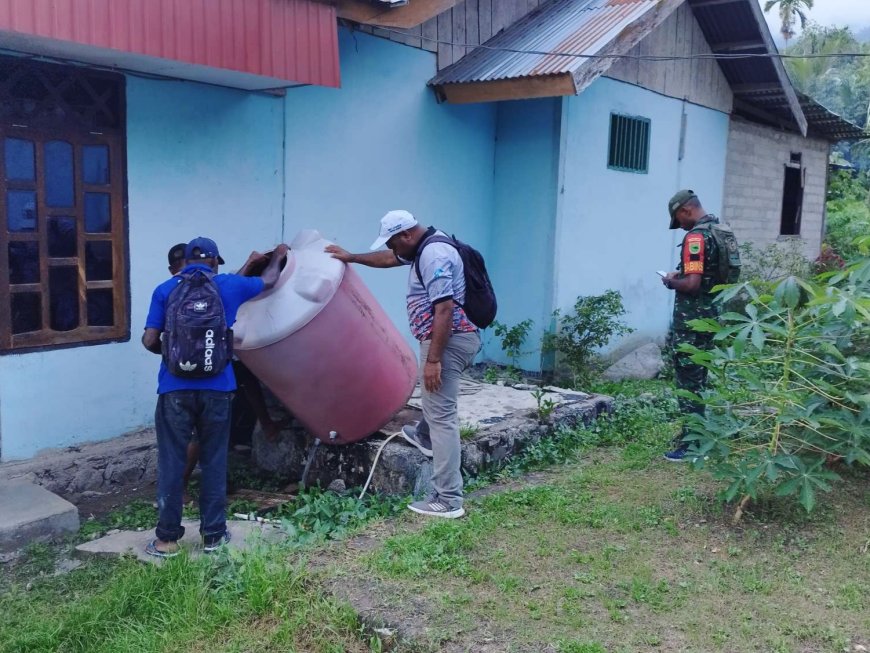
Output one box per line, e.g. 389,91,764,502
555,78,729,348
282,28,497,351
0,77,284,460
484,98,561,370
0,28,497,460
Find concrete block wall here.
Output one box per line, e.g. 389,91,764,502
722,118,830,259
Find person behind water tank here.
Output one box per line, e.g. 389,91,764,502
326,210,480,519
141,237,288,558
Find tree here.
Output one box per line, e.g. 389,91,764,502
764,0,814,43
783,24,870,169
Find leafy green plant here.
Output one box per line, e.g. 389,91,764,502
681,262,870,518
492,319,534,369
531,388,557,424
738,240,812,285
272,486,406,545
482,363,521,384
78,500,157,539
483,366,500,384
825,171,870,262
723,240,812,317
543,290,634,388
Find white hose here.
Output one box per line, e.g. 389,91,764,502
358,431,403,501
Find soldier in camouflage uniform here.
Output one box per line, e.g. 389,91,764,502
661,190,721,461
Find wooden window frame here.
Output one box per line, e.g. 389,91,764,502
0,62,128,354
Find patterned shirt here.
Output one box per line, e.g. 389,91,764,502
400,230,477,341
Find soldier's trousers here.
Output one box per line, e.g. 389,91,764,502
672,328,714,444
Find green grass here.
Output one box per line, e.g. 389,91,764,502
0,543,383,653
4,379,868,653
459,422,480,440
325,380,870,652
0,486,410,653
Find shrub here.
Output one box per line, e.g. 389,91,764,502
543,290,633,388
724,240,812,316
681,260,870,517
813,243,846,273
738,240,812,285
825,169,870,261
492,318,534,371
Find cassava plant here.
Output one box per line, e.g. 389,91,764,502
680,258,870,520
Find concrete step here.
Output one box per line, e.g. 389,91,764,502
75,519,285,563
0,479,80,552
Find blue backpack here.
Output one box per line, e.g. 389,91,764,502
162,269,232,378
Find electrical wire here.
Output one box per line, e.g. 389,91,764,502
372,26,870,62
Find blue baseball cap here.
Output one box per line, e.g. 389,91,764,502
185,237,225,265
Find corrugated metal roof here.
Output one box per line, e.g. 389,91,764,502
0,0,340,89
799,95,866,141
430,0,813,138
431,0,660,85
687,0,806,135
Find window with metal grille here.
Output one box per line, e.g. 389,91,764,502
0,56,128,353
607,113,651,174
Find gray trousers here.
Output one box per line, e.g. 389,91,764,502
418,330,480,509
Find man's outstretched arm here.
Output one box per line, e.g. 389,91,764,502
325,244,402,268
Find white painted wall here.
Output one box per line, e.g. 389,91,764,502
555,77,730,350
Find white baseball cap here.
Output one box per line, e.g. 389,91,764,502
369,209,418,250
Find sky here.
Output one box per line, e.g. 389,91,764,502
760,0,870,39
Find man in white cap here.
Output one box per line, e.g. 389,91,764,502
326,211,479,518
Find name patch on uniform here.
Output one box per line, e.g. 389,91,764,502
682,232,705,274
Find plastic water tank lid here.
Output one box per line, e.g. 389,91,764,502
233,230,345,350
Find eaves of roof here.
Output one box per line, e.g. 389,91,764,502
428,0,809,137
429,0,685,103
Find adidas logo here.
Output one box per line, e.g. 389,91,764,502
179,361,197,372
193,301,208,312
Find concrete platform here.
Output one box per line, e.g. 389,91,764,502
252,380,612,496
75,518,286,563
0,479,80,552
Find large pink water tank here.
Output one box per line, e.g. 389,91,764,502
233,230,418,445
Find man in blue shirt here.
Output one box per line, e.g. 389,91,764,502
142,237,288,557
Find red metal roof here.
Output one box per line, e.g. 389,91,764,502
0,0,340,89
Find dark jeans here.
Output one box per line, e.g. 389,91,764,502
155,390,232,543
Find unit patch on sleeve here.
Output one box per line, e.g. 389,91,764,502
682,232,705,274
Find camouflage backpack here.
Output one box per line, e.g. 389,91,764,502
694,219,741,284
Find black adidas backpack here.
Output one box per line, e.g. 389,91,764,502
162,269,232,378
414,233,497,329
